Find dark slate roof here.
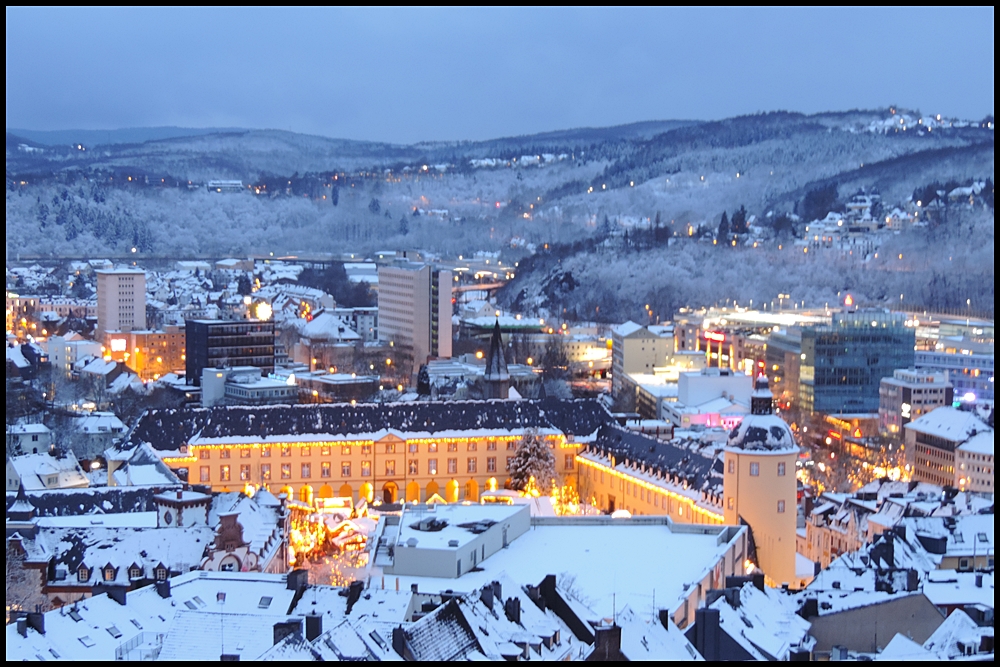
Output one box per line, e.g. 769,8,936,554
586,424,721,496
5,486,171,517
404,598,483,661
125,398,613,452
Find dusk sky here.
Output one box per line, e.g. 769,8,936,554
6,6,994,144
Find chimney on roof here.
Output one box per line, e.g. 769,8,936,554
392,626,407,659
155,579,171,598
504,596,521,625
177,490,183,500
27,611,45,636
592,624,624,661
345,580,364,614
305,611,322,642
286,568,308,592
17,617,27,637
479,584,494,611
689,608,720,661
272,620,302,646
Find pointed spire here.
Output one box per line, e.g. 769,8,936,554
8,483,37,521
536,380,548,401
484,319,509,382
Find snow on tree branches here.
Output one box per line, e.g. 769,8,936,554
507,430,557,494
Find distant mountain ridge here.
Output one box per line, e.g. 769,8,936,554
7,126,249,147
8,119,702,150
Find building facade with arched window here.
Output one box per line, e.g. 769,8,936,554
122,399,611,507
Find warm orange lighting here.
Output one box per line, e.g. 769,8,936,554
703,331,726,343
844,294,854,307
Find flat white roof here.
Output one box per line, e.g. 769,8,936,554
388,519,739,620
396,503,526,550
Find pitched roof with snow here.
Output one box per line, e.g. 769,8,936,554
584,424,721,497
123,399,613,454
904,407,991,443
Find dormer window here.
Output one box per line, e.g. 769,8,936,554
104,566,116,581
155,567,168,581
129,566,142,580
78,567,90,582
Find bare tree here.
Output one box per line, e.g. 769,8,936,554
6,541,48,622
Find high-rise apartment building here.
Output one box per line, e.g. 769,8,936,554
96,268,146,338
377,262,452,366
185,319,275,386
799,311,915,414
878,368,953,438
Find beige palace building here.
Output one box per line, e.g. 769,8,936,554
126,400,607,505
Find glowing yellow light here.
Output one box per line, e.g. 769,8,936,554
255,301,273,321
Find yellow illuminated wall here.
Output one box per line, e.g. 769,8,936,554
163,432,581,506
576,455,724,525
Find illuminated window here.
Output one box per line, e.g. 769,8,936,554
362,445,372,455
564,454,575,470
261,447,271,458
385,460,396,476
199,450,210,460
361,461,371,477
727,497,734,510
487,457,497,473
428,443,438,453
261,464,271,480
341,445,351,455
448,458,458,474
200,466,210,482
467,442,477,452
407,459,418,475
448,442,458,452
777,500,786,513
220,449,231,459
777,462,786,476
467,458,477,474
301,447,311,456
385,443,395,454
487,440,497,451
321,446,331,456
341,462,351,477
240,448,251,459
281,446,291,457
750,462,759,476
321,462,331,478
281,464,291,479
219,465,231,482
240,464,251,481
104,566,116,581
428,459,438,475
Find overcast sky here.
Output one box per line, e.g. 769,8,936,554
6,6,994,144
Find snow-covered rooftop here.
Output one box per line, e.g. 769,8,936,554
904,406,991,443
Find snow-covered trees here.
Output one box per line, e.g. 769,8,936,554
508,431,557,493
6,541,47,621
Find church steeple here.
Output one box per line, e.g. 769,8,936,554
483,319,509,399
